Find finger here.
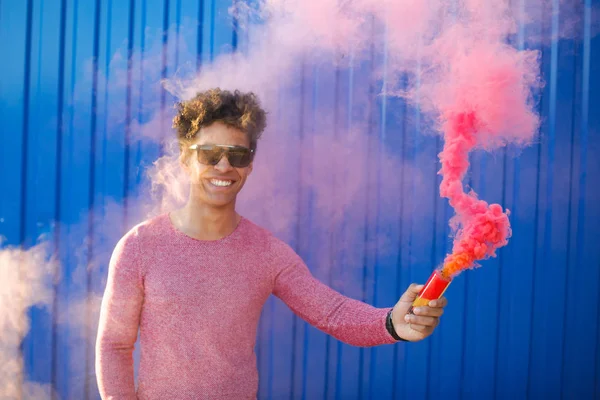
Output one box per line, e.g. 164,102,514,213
407,323,433,333
429,297,448,308
413,306,444,318
399,283,424,302
405,314,439,327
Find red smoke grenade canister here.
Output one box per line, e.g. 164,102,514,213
408,270,451,314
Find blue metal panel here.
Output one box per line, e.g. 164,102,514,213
53,0,100,397
1,0,599,399
0,0,30,245
562,3,600,397
13,0,61,395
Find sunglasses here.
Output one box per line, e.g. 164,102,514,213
189,144,255,168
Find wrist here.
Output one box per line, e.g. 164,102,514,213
386,308,406,341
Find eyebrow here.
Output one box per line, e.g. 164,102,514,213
195,143,250,148
190,144,254,153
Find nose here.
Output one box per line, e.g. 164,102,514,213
213,153,233,172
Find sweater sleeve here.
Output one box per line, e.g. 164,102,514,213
270,240,398,347
95,230,144,399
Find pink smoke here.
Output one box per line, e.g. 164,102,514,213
425,15,542,277
165,0,546,278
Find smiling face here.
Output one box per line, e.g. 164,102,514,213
181,121,253,208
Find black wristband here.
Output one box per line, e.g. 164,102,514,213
386,309,407,341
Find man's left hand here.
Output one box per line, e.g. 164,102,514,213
391,283,448,342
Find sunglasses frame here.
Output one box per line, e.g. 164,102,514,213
189,144,255,168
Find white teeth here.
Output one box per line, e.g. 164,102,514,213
210,179,233,187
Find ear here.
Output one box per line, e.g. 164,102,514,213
247,162,253,175
179,154,192,174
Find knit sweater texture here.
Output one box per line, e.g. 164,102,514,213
95,213,397,399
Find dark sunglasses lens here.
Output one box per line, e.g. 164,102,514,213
195,146,252,167
197,149,223,165
227,150,252,168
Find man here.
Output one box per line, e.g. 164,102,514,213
95,88,448,399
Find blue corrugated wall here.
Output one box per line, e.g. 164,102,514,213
1,0,599,399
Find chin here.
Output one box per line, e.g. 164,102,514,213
202,195,238,208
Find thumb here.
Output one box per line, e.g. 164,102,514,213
398,283,424,303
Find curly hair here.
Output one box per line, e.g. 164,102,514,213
173,88,267,158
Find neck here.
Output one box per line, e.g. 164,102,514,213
171,197,240,241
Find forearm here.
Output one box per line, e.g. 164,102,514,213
308,296,397,347
95,294,141,399
95,338,138,399
96,232,144,399
273,262,397,347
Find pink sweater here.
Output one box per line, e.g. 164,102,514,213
95,213,397,399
